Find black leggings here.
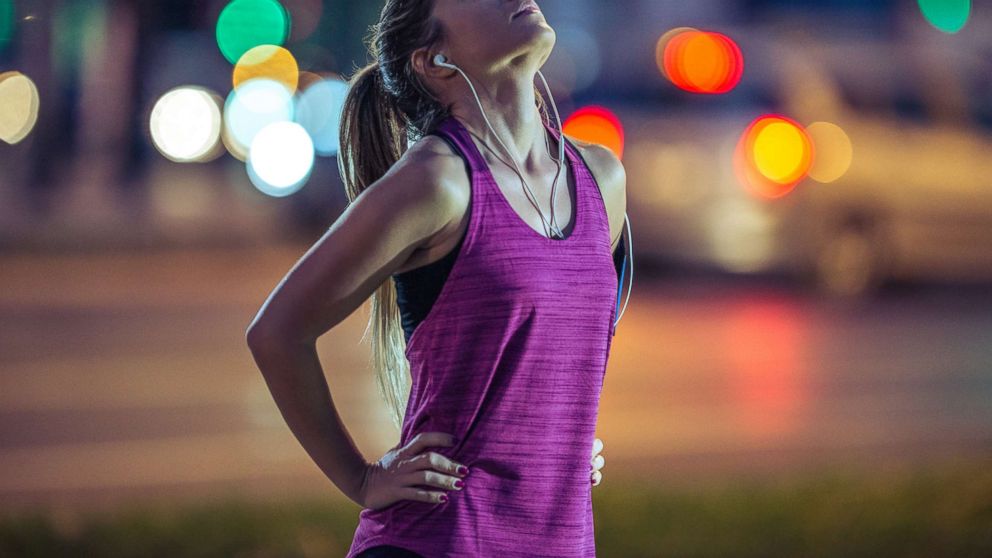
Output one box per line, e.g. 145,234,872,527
355,544,426,558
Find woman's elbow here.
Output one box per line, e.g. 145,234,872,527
246,318,287,354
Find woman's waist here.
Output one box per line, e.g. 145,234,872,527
362,463,592,526
400,413,599,475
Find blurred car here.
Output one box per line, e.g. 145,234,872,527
618,29,992,297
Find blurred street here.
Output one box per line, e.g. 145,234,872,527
3,1,992,553
2,244,990,513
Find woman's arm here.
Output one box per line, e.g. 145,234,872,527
245,143,466,506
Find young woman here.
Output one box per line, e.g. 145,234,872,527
246,0,627,556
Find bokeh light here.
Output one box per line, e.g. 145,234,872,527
752,119,813,183
734,115,814,199
657,28,743,94
805,121,853,183
0,0,13,52
0,71,40,145
149,86,224,163
562,106,624,160
542,24,601,94
233,44,299,94
223,77,295,161
247,121,314,197
297,70,324,92
655,27,691,86
215,0,289,65
282,0,323,42
295,76,348,157
917,0,970,34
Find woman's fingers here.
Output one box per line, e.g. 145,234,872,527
389,433,469,507
394,451,466,502
400,431,457,459
402,451,468,478
589,444,605,487
399,486,450,504
409,468,464,492
592,437,604,457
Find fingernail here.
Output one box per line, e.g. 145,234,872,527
454,479,464,489
457,465,469,475
439,494,448,503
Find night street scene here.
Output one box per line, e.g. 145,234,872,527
1,1,990,556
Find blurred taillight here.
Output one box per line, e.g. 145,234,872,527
734,114,814,199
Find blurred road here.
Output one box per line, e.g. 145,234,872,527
1,245,991,513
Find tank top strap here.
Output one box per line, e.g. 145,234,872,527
542,118,613,245
432,116,491,173
431,113,611,247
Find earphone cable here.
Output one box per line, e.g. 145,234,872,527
438,57,563,238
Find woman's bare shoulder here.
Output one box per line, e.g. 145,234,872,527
397,133,468,183
383,134,471,253
564,136,625,195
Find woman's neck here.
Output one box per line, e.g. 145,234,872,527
448,70,551,174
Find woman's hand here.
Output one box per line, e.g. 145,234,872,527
359,431,469,511
590,437,605,487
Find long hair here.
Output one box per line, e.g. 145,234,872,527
339,0,553,431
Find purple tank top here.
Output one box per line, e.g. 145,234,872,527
346,114,618,558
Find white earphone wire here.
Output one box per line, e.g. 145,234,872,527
435,54,562,238
434,54,631,329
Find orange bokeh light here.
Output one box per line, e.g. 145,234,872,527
562,106,624,160
657,28,743,94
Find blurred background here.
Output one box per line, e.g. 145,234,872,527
1,0,991,556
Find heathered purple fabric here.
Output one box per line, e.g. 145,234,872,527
346,114,618,558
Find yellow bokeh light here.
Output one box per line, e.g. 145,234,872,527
233,44,299,94
752,120,812,184
805,121,853,183
0,71,40,145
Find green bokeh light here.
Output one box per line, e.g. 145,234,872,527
0,0,14,51
917,0,970,34
216,0,289,65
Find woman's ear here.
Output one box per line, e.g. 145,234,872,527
411,47,450,81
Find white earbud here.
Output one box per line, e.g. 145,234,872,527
433,53,452,68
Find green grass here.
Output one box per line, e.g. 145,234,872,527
594,459,992,558
2,459,990,557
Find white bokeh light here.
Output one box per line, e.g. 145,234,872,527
224,77,294,160
295,77,349,156
149,86,223,162
247,120,315,197
0,71,41,145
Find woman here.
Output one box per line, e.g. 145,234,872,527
246,0,627,556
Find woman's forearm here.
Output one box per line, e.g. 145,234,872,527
247,334,370,506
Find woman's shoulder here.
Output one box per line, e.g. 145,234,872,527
564,135,625,194
395,133,470,189
378,134,471,256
